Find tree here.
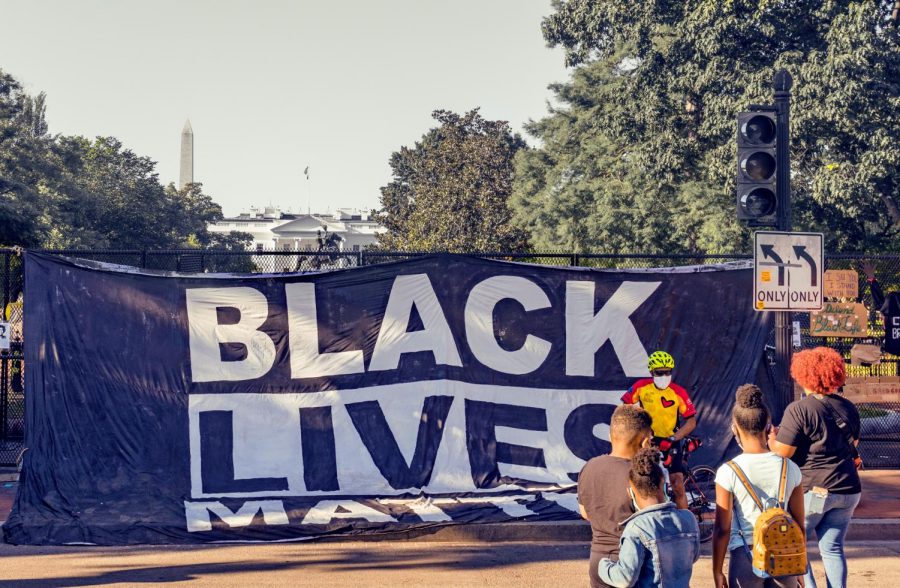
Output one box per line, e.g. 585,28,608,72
173,188,256,272
41,138,231,250
377,109,530,252
164,182,232,248
0,70,57,246
0,67,249,252
44,136,170,248
512,0,900,253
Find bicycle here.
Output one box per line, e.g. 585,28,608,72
664,436,717,543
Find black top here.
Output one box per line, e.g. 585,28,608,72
577,455,634,556
776,393,862,494
871,279,900,355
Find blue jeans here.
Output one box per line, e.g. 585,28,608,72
803,490,861,588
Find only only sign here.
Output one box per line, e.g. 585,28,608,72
754,231,824,311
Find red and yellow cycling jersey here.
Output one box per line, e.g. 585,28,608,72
620,379,696,438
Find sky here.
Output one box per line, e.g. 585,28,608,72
0,0,569,217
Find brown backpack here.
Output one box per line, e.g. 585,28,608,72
728,458,807,578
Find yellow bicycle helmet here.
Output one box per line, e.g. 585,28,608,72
647,351,675,371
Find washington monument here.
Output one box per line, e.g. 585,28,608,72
179,119,193,188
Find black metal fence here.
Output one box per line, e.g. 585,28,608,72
1,251,24,469
1,248,898,468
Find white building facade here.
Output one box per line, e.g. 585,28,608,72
207,207,385,252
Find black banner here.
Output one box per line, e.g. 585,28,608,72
3,253,770,544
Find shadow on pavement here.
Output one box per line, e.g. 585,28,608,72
0,543,590,587
309,543,589,572
0,561,287,587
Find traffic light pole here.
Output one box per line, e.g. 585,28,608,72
773,69,794,420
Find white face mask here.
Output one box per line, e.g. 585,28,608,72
653,375,672,390
627,487,639,513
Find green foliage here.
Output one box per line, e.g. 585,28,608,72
202,228,254,251
513,0,900,253
378,109,530,252
196,228,257,273
0,70,55,246
0,67,247,251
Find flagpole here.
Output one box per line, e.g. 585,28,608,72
305,166,311,215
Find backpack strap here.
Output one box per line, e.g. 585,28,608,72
812,394,861,463
776,457,788,508
727,460,765,512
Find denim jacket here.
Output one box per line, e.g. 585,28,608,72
598,502,700,588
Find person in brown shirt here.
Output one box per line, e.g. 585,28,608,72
578,404,653,588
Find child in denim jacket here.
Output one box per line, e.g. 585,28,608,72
599,448,700,588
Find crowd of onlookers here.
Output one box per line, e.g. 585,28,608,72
578,347,862,588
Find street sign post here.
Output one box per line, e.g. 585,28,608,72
754,231,824,312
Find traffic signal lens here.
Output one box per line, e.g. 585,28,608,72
742,152,776,181
741,188,776,217
736,111,777,224
741,115,776,144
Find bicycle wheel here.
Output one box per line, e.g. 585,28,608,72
687,465,717,543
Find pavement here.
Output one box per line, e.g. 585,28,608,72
0,541,898,587
0,471,898,586
2,469,899,542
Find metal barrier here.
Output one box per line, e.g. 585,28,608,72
1,252,24,467
1,248,897,467
795,255,900,469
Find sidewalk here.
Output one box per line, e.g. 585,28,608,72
1,470,898,542
1,541,898,586
854,469,900,518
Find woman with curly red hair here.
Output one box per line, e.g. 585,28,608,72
770,347,861,588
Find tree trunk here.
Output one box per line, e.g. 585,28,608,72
882,193,900,226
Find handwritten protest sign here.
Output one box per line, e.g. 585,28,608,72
843,377,900,403
809,302,869,337
824,270,859,300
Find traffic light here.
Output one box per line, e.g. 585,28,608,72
736,111,778,225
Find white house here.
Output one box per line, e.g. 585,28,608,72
207,206,385,252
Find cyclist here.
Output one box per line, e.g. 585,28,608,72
621,350,697,510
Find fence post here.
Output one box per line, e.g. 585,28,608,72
0,356,6,440
140,250,147,269
358,250,363,267
1,252,9,442
2,252,9,309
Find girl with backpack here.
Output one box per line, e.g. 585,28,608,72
712,385,806,588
